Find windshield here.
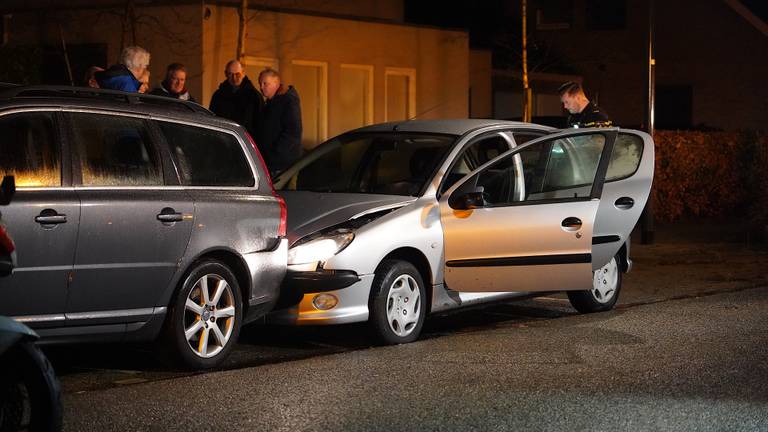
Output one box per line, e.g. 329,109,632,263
277,133,456,196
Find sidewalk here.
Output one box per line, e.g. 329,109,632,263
619,218,768,306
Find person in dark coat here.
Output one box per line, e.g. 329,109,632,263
95,46,150,93
209,60,263,138
150,63,195,102
558,81,613,128
257,68,302,175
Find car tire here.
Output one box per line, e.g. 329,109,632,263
0,341,63,432
568,254,622,313
166,260,243,370
369,259,426,345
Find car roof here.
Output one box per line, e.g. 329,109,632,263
0,84,241,130
351,119,556,136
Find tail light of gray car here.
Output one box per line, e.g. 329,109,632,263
246,131,287,238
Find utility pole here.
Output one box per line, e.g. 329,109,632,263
521,0,532,122
641,0,656,244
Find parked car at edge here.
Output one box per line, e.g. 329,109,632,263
0,85,288,369
269,119,654,344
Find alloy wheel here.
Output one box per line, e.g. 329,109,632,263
183,273,236,358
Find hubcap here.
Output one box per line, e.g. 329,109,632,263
385,274,421,337
183,273,236,358
592,257,619,304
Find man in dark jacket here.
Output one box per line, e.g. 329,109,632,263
558,81,613,128
150,63,195,102
209,60,263,138
96,46,150,92
257,68,302,175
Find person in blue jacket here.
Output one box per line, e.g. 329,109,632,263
95,46,151,93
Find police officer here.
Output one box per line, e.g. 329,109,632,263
558,81,613,128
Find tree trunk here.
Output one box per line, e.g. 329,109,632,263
236,0,248,61
521,0,531,122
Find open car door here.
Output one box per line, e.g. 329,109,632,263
439,129,618,293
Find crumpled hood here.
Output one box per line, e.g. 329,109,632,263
280,191,414,245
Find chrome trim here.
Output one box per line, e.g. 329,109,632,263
66,307,156,320
13,265,72,272
72,186,276,194
11,314,66,323
0,107,63,115
72,262,176,270
12,187,76,192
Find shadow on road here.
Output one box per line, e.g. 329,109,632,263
45,297,576,394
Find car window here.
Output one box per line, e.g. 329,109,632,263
462,133,606,206
71,113,162,186
281,133,455,196
440,134,510,195
158,122,254,187
513,132,546,146
0,112,60,188
606,133,643,182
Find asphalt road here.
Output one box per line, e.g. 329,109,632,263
59,286,768,431
51,224,768,431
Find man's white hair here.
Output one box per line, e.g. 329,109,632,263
121,46,150,71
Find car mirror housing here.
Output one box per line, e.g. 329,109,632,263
449,191,485,210
0,176,15,206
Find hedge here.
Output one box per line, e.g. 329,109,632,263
652,130,768,228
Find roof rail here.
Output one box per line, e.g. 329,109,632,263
0,85,213,115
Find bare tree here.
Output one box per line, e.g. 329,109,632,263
521,0,531,122
237,0,248,61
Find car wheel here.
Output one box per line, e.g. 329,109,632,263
369,259,426,345
567,254,622,313
0,341,63,432
167,260,242,369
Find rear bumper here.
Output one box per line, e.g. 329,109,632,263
242,238,289,324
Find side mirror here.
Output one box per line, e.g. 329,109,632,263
0,176,15,206
449,191,485,210
0,255,13,277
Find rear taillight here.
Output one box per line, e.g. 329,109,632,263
0,224,15,255
245,131,287,238
276,194,287,237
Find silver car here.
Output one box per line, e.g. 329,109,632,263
270,120,654,344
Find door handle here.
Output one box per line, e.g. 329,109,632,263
35,209,67,225
561,217,582,231
157,208,184,223
614,197,635,210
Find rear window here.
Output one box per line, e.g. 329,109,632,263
157,121,254,187
606,134,644,182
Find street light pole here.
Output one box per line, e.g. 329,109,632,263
641,0,656,244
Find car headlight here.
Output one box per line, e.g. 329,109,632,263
288,229,354,265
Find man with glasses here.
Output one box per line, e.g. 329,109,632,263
209,60,264,138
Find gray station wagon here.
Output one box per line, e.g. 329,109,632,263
0,85,287,369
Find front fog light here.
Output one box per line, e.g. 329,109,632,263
312,294,338,310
